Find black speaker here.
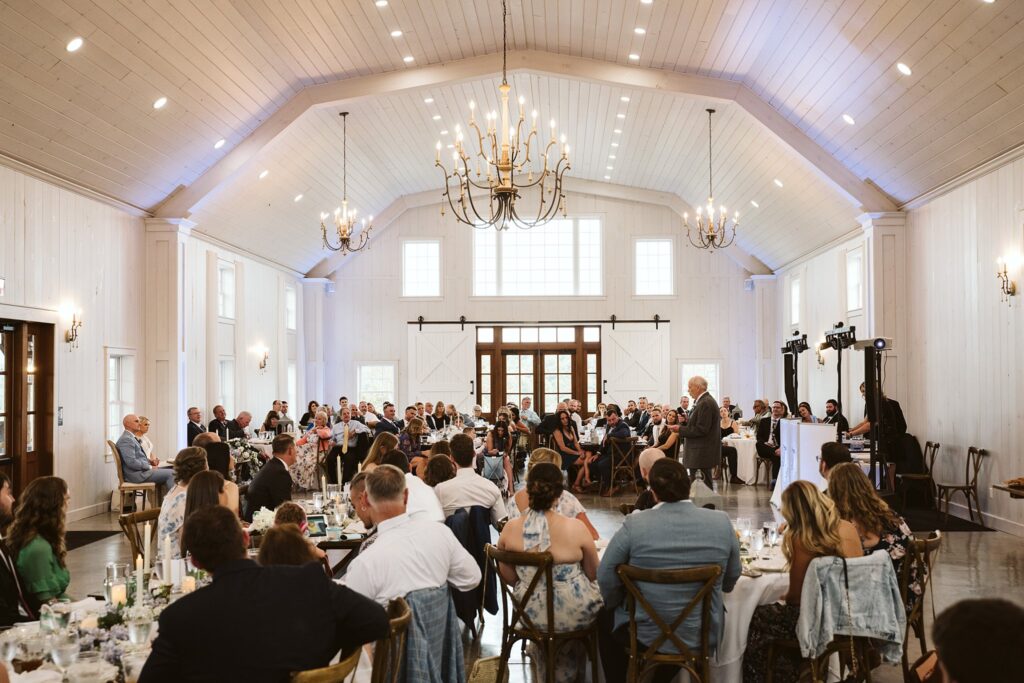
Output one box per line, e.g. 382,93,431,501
783,353,798,415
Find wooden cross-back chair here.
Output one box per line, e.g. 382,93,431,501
289,648,361,683
609,437,639,494
617,564,721,683
107,439,158,512
935,446,987,524
370,597,413,683
118,508,160,563
898,441,939,511
900,531,943,682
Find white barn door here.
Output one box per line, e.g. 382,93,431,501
601,323,671,407
406,325,475,412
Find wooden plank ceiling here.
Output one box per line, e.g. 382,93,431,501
1,0,1023,272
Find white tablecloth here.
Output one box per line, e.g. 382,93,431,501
709,572,789,681
725,437,760,484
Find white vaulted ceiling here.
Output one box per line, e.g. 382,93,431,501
2,0,1024,273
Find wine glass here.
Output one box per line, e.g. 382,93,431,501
750,531,765,560
48,630,80,676
736,517,752,544
311,492,324,513
765,521,780,552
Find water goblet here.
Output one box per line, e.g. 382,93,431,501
127,620,152,648
765,521,780,551
312,492,324,512
48,630,80,676
750,532,765,560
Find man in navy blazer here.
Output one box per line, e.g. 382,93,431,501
141,506,388,683
597,458,741,682
115,414,174,494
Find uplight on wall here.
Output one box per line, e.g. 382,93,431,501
997,254,1020,304
59,302,83,349
253,344,270,374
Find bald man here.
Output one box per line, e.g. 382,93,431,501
115,414,174,494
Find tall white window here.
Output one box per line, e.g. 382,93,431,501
402,241,441,297
357,363,396,406
217,261,236,319
217,360,235,416
472,218,603,296
790,276,801,326
107,353,135,441
287,362,297,413
680,361,720,403
634,238,673,295
284,286,297,330
846,248,863,312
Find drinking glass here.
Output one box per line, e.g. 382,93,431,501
40,602,72,635
48,630,80,675
123,653,149,683
0,631,19,665
750,532,765,559
312,492,324,512
327,484,341,506
19,635,47,672
765,521,780,551
736,517,752,543
127,620,152,647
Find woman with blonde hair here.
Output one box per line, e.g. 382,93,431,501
506,448,598,539
743,481,862,682
364,432,399,472
426,400,449,431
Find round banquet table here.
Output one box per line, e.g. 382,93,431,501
725,436,760,484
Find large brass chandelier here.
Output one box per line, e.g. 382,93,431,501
434,0,570,231
321,112,372,253
684,108,738,251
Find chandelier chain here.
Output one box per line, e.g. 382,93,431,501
502,0,508,86
707,108,713,199
342,112,348,201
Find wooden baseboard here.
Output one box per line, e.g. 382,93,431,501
946,499,1024,537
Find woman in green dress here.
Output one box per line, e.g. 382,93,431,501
8,477,70,608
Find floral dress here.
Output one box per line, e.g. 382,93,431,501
865,516,923,610
292,428,332,491
507,490,585,522
157,485,187,559
515,509,603,683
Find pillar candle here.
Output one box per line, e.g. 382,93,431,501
162,535,172,586
181,575,196,594
135,556,144,597
336,458,342,486
110,583,127,606
142,522,151,571
342,425,350,454
321,475,327,499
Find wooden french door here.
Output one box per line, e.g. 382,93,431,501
0,321,54,494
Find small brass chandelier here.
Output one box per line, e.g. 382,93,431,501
321,112,372,253
434,0,570,230
684,108,738,251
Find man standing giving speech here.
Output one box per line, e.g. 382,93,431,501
674,376,721,483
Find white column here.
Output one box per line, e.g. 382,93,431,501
750,274,779,403
144,218,195,458
858,211,907,400
302,278,330,406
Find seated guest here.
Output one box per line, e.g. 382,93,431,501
348,473,378,552
520,397,541,430
483,421,515,496
331,407,371,481
509,449,598,539
467,404,484,427
141,506,387,683
135,416,155,460
116,414,174,494
261,410,280,433
278,402,295,433
0,473,34,624
226,411,253,440
374,403,401,436
186,406,206,446
157,447,209,559
821,399,849,436
587,402,607,428
244,434,296,522
743,481,862,682
755,401,787,482
298,401,320,430
550,410,585,486
598,460,741,683
595,404,631,497
428,440,452,458
207,404,230,440
933,598,1024,683
445,403,464,429
426,401,450,431
497,463,603,680
396,405,415,431
293,411,334,491
8,477,71,608
364,432,399,472
423,454,457,488
818,441,852,481
536,401,568,437
720,406,744,485
184,470,234,520
434,434,508,526
632,447,665,512
721,396,742,421
623,400,639,429
740,399,769,428
642,407,666,445
192,431,233,479
797,401,818,423
656,409,681,459
344,465,481,605
258,524,321,568
378,449,445,522
677,395,691,424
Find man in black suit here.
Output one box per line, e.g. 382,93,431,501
207,404,230,440
821,399,849,438
395,405,415,432
675,377,721,483
756,401,788,482
596,404,632,496
244,434,296,521
634,397,651,436
0,473,34,626
140,506,388,683
623,400,640,429
186,406,206,446
226,411,252,440
374,403,401,436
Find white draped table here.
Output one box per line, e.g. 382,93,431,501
725,436,761,484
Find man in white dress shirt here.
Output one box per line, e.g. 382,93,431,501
344,465,480,605
520,397,541,430
433,434,508,526
331,407,371,446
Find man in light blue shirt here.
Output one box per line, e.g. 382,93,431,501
519,397,541,430
597,458,741,682
115,414,174,494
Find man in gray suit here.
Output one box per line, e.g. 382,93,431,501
597,459,741,682
116,414,174,494
676,376,721,483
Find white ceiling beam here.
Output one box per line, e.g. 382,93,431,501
155,50,896,221
306,179,772,279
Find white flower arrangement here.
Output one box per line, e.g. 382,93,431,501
228,437,265,483
249,507,276,535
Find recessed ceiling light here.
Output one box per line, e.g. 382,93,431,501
641,0,653,4
432,114,441,120
613,129,622,134
616,113,626,119
213,139,226,149
609,155,617,159
390,29,402,37
259,169,269,179
620,96,630,102
440,130,449,135
423,97,434,104
896,62,912,76
375,0,388,6
634,27,646,34
611,142,619,147
153,96,167,109
604,175,611,180
842,113,855,125
607,166,614,170
982,0,994,4
447,144,454,149
773,178,783,188
750,200,759,208
294,194,303,202
628,53,640,61
403,55,414,63
66,37,83,52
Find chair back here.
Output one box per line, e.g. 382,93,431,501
108,440,127,485
370,598,413,683
900,531,943,676
965,447,986,488
616,564,722,682
485,544,558,642
922,442,940,475
204,442,231,477
118,508,161,562
609,437,635,464
290,647,361,683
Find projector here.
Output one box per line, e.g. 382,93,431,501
853,337,894,351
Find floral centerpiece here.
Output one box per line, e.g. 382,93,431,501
249,507,276,535
228,437,265,484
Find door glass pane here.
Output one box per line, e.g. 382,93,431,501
480,355,491,373
26,335,35,370
0,341,5,371
587,354,596,373
502,328,520,343
25,415,34,452
544,355,556,373
26,375,34,408
558,355,571,373
507,376,520,392
481,375,491,393
544,376,557,393
558,375,571,393
557,327,575,342
521,355,533,373
477,327,494,343
587,393,598,412
583,327,600,343
521,377,534,393
544,394,558,412
521,328,538,343
506,355,519,373
0,417,4,456
0,376,4,412
539,327,556,342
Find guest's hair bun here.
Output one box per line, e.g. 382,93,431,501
527,462,564,511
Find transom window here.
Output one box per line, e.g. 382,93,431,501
680,361,720,403
402,240,441,297
472,218,603,296
846,248,863,312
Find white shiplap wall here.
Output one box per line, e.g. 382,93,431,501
323,191,757,412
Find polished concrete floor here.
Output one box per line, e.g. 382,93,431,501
66,481,1024,682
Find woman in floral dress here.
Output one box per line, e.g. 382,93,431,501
292,411,333,491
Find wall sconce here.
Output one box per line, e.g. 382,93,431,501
815,341,826,368
59,303,83,349
254,345,270,374
997,257,1017,303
